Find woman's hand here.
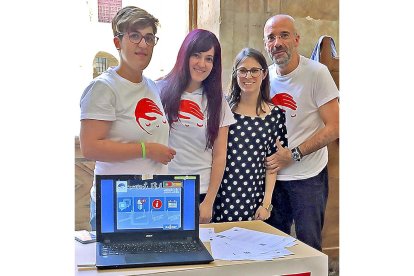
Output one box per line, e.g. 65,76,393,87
254,206,271,221
145,143,176,165
199,200,213,224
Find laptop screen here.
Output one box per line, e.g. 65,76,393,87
97,175,198,234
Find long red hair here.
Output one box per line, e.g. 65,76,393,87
160,29,223,149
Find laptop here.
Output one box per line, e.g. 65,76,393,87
95,174,214,269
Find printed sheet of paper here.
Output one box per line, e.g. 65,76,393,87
210,227,297,261
199,227,215,242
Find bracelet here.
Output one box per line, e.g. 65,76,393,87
140,142,146,159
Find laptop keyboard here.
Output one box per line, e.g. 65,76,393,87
101,240,203,255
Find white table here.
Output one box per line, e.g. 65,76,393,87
75,220,328,276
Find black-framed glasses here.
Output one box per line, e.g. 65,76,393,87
264,32,291,43
117,32,159,46
235,67,264,78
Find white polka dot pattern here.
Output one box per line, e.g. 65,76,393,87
213,107,288,222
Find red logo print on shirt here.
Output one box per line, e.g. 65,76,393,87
135,98,167,135
174,99,204,127
271,92,297,114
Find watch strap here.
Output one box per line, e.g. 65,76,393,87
296,146,303,158
261,202,273,212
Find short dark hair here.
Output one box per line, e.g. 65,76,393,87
112,6,160,36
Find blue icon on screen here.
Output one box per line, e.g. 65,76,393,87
118,197,133,212
166,197,180,211
134,197,150,212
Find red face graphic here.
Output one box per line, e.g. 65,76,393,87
135,98,167,134
271,92,297,115
174,99,204,127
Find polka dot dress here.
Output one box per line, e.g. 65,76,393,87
213,106,288,222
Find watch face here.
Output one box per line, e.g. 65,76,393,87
292,149,300,161
268,204,273,212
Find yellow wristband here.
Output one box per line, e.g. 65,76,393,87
141,142,146,159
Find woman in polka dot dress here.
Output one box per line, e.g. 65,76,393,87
213,48,288,222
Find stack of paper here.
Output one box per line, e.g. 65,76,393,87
202,227,297,261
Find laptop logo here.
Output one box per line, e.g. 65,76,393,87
145,234,153,238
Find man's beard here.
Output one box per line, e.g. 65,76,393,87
268,47,291,68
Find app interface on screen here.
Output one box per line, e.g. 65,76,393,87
115,180,183,231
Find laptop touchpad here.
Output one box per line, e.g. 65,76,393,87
125,254,160,263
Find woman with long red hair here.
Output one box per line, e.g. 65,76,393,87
158,29,236,224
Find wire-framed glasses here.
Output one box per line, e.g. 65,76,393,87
235,67,264,78
117,32,159,46
264,32,291,43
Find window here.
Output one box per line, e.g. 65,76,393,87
98,0,122,23
94,57,108,75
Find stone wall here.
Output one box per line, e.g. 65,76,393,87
197,0,339,91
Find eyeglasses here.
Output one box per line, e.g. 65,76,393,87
264,32,291,43
117,32,159,46
235,67,264,78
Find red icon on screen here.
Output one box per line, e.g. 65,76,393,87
152,199,162,209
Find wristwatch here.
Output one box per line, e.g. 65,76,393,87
261,202,273,212
291,146,303,162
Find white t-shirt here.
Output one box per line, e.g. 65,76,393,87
80,67,169,200
269,55,339,180
157,86,236,194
